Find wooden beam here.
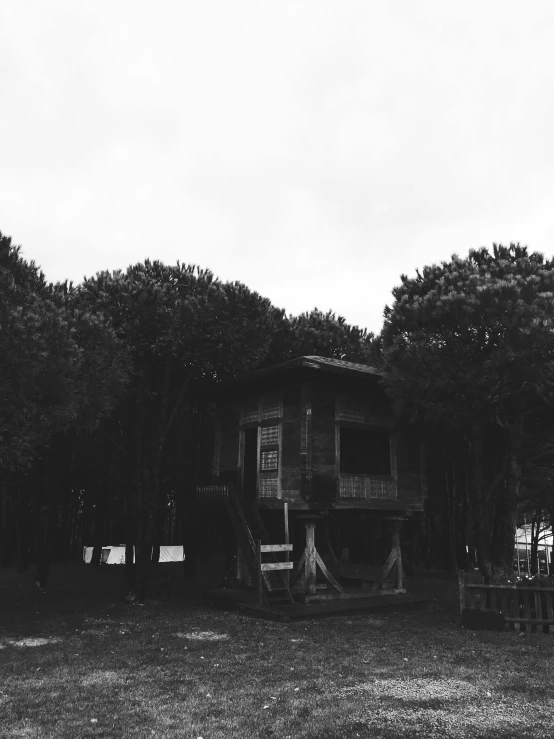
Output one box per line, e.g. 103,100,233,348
371,547,397,591
260,544,293,553
304,521,317,595
260,562,294,572
464,584,554,592
257,540,263,607
304,589,407,602
290,552,306,586
315,550,344,594
284,501,290,590
391,519,403,591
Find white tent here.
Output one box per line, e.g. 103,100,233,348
83,545,184,564
515,525,553,548
515,525,552,575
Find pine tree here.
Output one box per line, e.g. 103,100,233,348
382,244,554,580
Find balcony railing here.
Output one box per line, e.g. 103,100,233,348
338,475,396,500
196,484,230,505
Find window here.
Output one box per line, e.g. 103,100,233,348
261,426,279,445
339,428,391,475
262,394,282,420
239,395,282,499
258,423,280,497
261,450,278,470
259,477,278,497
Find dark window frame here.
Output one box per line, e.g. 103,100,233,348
339,426,391,476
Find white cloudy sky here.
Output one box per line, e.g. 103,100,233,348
2,1,554,334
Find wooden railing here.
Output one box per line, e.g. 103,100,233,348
197,482,279,595
338,475,396,500
459,571,554,633
195,484,230,505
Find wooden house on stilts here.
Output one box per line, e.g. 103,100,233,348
196,356,426,611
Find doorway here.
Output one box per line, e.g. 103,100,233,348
242,428,258,505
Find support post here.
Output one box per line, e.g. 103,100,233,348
236,545,245,586
391,519,403,591
257,540,263,607
304,522,317,596
458,570,466,616
284,502,290,589
371,516,407,592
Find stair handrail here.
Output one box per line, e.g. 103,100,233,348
226,484,257,559
226,484,280,593
249,505,271,546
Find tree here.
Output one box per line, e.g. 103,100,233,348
266,308,382,366
381,243,554,580
76,261,285,599
0,231,131,581
0,233,80,470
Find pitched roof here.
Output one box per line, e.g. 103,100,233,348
232,355,384,383
300,356,383,377
208,355,384,396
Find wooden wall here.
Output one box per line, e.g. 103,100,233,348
217,399,240,485
215,384,303,500
310,381,337,502
281,386,301,498
212,371,425,511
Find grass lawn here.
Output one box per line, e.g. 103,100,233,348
0,563,553,739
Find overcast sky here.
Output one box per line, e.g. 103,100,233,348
2,1,554,334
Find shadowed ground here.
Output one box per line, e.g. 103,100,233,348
0,562,552,739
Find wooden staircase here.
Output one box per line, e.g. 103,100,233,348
226,486,294,606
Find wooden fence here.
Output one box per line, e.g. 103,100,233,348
459,571,554,633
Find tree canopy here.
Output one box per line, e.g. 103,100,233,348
381,243,554,578
267,308,382,367
0,233,129,471
382,243,554,426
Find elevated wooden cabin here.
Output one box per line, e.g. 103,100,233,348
197,356,426,604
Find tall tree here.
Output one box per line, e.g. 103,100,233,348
267,308,382,366
381,243,554,580
0,231,131,581
0,233,80,470
77,261,284,599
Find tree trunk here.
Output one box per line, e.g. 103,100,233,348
90,491,105,568
468,422,493,581
35,504,57,589
123,478,136,591
445,449,457,573
152,544,161,565
530,512,540,575
124,541,135,590
183,490,197,580
134,452,157,602
137,539,153,603
457,454,470,570
1,478,14,567
90,544,103,568
15,470,29,573
549,507,554,574
89,470,105,568
493,400,525,579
